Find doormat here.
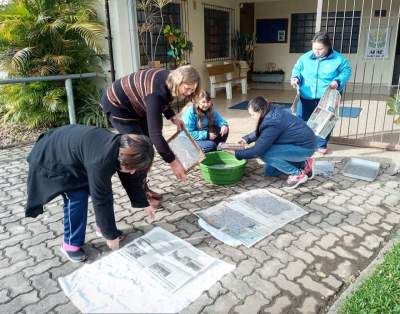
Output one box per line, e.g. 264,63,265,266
229,100,291,110
59,227,235,313
338,106,362,118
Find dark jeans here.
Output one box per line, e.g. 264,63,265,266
63,188,90,247
297,98,330,149
109,116,149,208
197,129,229,153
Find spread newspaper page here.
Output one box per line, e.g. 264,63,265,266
196,189,307,247
59,227,235,313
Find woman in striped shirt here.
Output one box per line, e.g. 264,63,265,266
100,65,201,208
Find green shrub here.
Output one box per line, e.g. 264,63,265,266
387,95,400,125
0,0,107,129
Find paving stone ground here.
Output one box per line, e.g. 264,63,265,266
0,144,399,314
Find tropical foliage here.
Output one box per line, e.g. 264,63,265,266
137,0,172,65
163,24,192,67
387,95,400,125
0,0,107,129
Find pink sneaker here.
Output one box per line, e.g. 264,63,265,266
285,171,308,189
303,158,314,179
317,148,328,155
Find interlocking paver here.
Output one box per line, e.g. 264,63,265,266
322,275,343,290
23,291,68,314
271,274,303,297
281,259,307,280
203,292,239,314
262,295,291,314
297,275,335,297
333,260,354,279
233,292,270,314
0,290,38,314
235,258,260,279
1,143,400,314
297,296,320,314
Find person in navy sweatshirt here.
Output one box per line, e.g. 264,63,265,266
232,97,317,189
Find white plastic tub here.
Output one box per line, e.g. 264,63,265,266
342,158,380,182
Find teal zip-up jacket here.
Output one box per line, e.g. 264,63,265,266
182,104,228,140
291,49,352,100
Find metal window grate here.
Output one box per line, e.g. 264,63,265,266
203,4,235,61
290,11,361,54
136,0,188,66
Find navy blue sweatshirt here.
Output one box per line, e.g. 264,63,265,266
235,107,316,160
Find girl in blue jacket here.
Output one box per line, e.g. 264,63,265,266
291,31,352,154
182,90,229,153
233,97,316,189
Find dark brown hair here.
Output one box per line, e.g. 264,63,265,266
248,97,273,137
312,31,332,50
118,134,154,171
194,90,216,133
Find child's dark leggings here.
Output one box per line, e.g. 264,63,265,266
108,116,150,208
197,129,229,153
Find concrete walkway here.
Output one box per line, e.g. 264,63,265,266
1,90,400,313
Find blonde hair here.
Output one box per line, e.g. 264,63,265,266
166,65,201,99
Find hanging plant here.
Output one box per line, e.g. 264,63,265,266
163,24,193,67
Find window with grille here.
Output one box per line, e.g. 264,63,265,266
136,1,181,66
290,11,361,54
203,4,234,61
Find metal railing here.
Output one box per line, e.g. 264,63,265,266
0,73,104,124
315,0,400,150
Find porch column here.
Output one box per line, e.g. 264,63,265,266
315,0,324,32
127,0,141,72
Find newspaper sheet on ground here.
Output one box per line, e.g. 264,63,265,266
196,189,307,247
58,227,235,313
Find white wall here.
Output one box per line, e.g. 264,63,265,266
102,0,239,88
101,0,399,88
186,0,240,88
253,0,400,86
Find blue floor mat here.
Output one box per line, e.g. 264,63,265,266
338,106,362,118
229,101,291,110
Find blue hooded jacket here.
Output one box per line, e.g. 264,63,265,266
182,104,228,140
291,49,352,100
235,107,316,160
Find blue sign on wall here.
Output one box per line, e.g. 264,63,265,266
256,18,288,44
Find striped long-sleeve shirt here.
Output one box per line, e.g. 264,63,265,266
101,68,176,163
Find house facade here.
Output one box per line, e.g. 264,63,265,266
102,0,400,91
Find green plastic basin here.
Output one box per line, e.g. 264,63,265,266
200,151,247,185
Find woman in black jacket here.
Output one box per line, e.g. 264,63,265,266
100,65,201,207
25,125,155,263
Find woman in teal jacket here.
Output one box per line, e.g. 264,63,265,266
291,31,352,154
182,90,229,153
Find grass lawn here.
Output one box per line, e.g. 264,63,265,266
340,242,400,314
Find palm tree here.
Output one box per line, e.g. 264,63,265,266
0,0,107,128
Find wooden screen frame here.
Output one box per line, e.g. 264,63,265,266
167,128,206,173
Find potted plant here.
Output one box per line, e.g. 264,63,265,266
232,31,256,77
387,95,400,125
251,62,285,83
163,24,193,68
137,0,172,67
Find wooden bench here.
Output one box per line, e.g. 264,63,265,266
206,63,248,100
